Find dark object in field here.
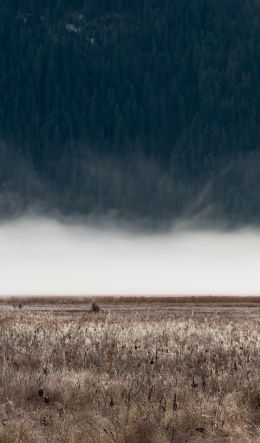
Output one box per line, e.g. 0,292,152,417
90,301,100,313
43,417,49,427
173,393,177,411
196,427,206,433
39,388,50,404
192,377,198,388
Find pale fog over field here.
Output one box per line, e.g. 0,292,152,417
0,217,259,296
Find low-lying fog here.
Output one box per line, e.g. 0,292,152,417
0,218,259,296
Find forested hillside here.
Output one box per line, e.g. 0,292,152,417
0,0,260,225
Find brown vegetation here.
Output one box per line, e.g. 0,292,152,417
0,300,259,442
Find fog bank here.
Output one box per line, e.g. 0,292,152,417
0,218,259,296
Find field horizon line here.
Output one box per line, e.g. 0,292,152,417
0,295,260,305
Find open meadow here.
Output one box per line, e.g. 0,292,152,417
0,297,260,442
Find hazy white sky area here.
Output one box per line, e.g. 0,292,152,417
0,217,259,296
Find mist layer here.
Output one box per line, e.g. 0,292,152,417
0,218,259,296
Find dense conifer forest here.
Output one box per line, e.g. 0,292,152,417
0,0,259,225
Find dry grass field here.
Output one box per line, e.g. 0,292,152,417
0,297,260,442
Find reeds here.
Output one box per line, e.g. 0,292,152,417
0,303,259,442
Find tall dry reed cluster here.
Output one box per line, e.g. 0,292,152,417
0,304,259,442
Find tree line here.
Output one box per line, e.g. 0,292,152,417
0,0,259,225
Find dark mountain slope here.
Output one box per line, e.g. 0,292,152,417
0,0,259,225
